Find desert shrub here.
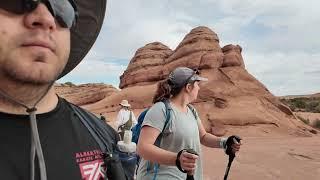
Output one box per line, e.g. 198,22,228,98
288,104,296,111
281,99,296,111
292,98,306,109
64,82,75,86
313,104,320,113
314,119,320,129
280,99,289,105
280,97,320,113
297,116,310,124
306,101,319,111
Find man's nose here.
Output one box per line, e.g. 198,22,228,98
24,3,57,31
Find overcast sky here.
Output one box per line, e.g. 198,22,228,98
58,0,320,96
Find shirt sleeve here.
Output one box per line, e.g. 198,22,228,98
141,102,167,132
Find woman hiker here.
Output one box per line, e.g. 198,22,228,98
136,67,242,180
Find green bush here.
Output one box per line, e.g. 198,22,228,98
288,104,296,111
64,82,75,86
314,119,320,129
297,116,310,124
281,97,320,113
292,99,306,109
313,104,320,113
306,101,319,112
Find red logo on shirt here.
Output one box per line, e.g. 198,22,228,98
76,150,106,180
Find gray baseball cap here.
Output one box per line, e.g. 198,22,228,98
168,67,208,88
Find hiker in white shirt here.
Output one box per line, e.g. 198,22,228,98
115,100,137,132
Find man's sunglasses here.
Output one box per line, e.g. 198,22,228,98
0,0,78,28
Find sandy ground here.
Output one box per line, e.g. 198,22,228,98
202,136,320,180
106,114,319,180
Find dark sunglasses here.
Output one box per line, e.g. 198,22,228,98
0,0,78,28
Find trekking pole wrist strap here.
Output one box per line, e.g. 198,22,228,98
219,137,228,149
176,149,187,173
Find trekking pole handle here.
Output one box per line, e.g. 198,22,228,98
223,136,241,180
185,149,198,180
225,135,241,156
186,149,198,156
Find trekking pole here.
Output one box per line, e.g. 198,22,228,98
223,136,241,180
223,153,235,180
186,174,194,180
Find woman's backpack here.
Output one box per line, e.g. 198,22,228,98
131,101,171,144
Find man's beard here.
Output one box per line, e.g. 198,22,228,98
2,52,65,86
0,29,69,86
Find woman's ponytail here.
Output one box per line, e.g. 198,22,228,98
152,79,171,104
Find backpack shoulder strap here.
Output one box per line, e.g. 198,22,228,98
148,100,172,179
137,108,148,124
70,104,128,180
154,100,172,147
70,104,118,152
187,104,198,120
162,100,172,132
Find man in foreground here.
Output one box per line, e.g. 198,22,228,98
0,0,123,179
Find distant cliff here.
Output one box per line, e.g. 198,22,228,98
55,83,118,106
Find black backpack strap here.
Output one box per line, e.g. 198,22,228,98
70,104,128,180
70,104,118,152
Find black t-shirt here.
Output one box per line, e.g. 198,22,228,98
0,98,108,180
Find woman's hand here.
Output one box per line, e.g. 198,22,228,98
225,135,242,155
231,138,241,153
179,150,198,174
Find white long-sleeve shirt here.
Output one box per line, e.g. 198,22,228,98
115,109,137,130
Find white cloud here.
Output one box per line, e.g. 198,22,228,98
59,50,126,88
245,51,320,96
209,0,320,52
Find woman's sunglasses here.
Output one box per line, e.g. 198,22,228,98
0,0,78,29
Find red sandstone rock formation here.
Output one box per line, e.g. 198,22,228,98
55,83,118,106
84,26,317,136
119,42,173,88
